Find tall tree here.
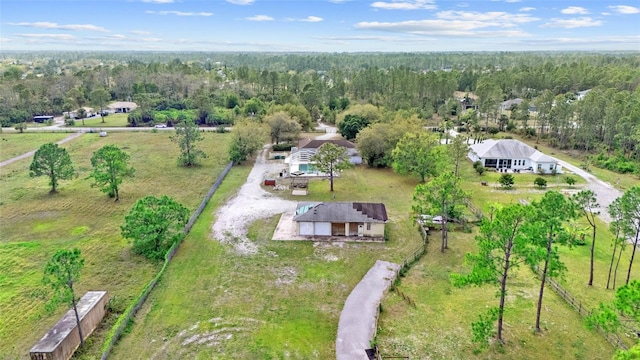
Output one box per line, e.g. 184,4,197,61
392,132,443,182
43,249,86,348
448,135,470,178
120,195,190,261
572,190,600,286
171,117,206,167
76,108,87,126
413,171,467,252
29,143,76,193
338,114,369,140
619,186,640,285
228,119,269,164
311,142,352,192
265,111,301,144
89,145,135,201
90,88,110,123
528,191,576,332
607,197,627,289
451,204,532,345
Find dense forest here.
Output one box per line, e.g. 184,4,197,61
1,51,639,174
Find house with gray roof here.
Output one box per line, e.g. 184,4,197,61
468,139,561,174
293,202,387,238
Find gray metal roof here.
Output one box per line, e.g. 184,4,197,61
293,202,388,223
470,139,556,163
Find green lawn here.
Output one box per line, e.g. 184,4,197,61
67,113,130,128
0,131,232,359
109,166,424,359
377,231,616,360
0,132,72,162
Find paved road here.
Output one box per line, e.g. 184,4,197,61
336,260,400,360
0,131,85,168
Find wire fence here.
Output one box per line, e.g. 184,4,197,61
100,161,234,360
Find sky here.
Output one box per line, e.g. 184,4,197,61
1,0,639,52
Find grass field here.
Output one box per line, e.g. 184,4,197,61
67,113,130,128
0,131,232,359
109,166,424,359
0,132,71,162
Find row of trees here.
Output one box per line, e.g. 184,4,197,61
446,186,640,352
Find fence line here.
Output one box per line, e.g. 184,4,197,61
100,161,234,360
533,266,629,351
463,198,484,221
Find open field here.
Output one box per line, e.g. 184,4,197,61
0,132,71,162
109,166,424,359
0,131,232,359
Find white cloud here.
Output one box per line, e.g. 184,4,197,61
561,6,589,15
14,33,76,40
0,38,13,42
105,34,127,40
246,15,274,21
505,0,521,2
436,10,539,24
301,16,324,22
601,12,612,16
519,7,535,12
142,38,163,42
354,19,530,37
146,10,213,16
541,17,603,28
9,22,109,32
370,0,436,10
142,0,174,3
226,0,254,4
608,5,640,14
130,30,152,35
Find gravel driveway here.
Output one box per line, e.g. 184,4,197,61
211,145,295,255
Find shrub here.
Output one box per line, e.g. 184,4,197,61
215,125,227,133
498,173,515,189
565,176,576,186
487,127,500,135
64,118,75,126
475,165,485,175
534,177,547,188
473,160,482,169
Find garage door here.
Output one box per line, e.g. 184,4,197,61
299,222,314,236
315,222,331,236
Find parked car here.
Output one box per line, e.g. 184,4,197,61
417,215,444,226
154,124,167,128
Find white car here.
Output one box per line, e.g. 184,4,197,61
154,124,167,128
417,215,444,226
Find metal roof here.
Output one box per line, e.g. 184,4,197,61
470,139,557,163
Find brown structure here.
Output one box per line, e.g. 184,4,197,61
30,291,108,360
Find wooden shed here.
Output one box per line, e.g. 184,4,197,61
30,291,108,360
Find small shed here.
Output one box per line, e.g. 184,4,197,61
30,291,108,360
264,178,276,186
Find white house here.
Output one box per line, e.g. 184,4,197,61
285,139,361,176
107,101,138,113
468,139,561,174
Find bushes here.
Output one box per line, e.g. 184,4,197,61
498,173,515,189
593,151,638,174
272,143,294,151
534,177,547,188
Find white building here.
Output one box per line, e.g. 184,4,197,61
468,139,561,174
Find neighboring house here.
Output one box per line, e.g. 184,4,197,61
576,89,592,101
107,101,138,113
285,139,362,176
293,202,388,238
500,98,523,112
468,139,562,174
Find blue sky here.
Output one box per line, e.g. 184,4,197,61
1,0,639,52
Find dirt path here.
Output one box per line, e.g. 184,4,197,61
0,131,84,168
211,145,296,255
336,260,400,360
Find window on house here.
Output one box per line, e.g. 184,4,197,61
366,223,371,230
